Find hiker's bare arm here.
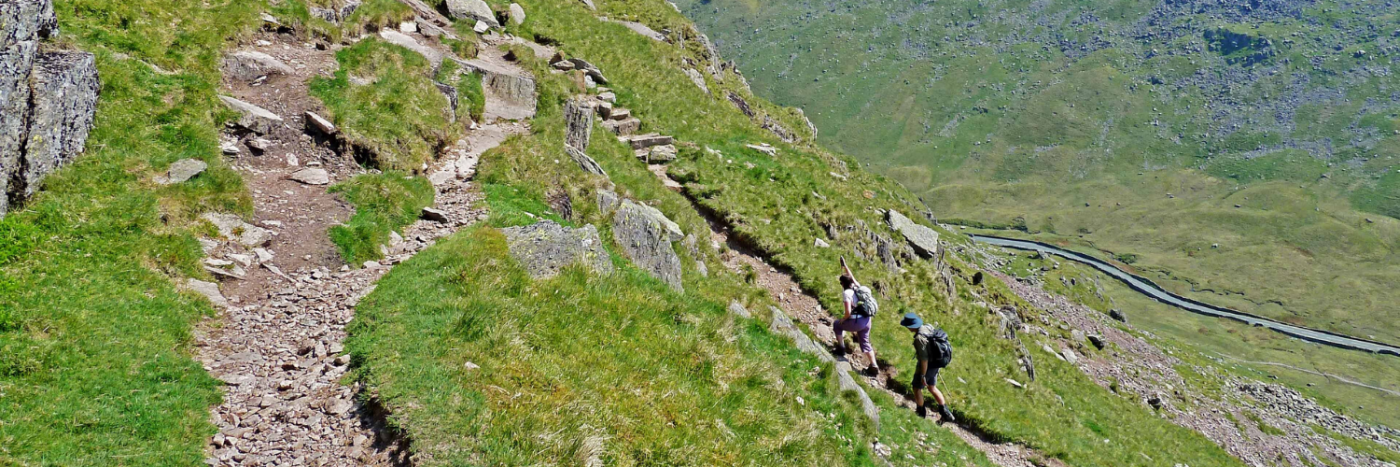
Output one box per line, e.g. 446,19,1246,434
840,256,855,282
919,359,928,376
843,297,852,320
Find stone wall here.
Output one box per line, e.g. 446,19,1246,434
0,0,99,218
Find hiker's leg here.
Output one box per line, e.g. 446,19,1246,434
854,324,876,369
925,367,947,405
911,372,926,413
929,385,948,406
832,319,846,350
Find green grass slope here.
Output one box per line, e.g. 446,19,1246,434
673,0,1400,345
346,0,1245,465
0,0,261,463
327,172,435,265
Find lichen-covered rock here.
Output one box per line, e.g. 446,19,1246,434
596,188,620,214
0,40,36,216
16,51,98,198
0,0,57,49
1,0,60,217
612,199,684,291
885,209,940,258
2,0,97,217
564,98,593,150
502,221,613,278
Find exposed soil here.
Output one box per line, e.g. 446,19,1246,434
193,28,536,467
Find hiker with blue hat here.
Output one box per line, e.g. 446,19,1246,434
901,311,956,423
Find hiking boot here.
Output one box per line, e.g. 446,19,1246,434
916,405,928,418
832,344,848,357
938,405,956,424
864,365,880,377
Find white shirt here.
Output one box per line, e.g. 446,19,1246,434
842,279,861,308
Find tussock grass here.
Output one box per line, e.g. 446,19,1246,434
309,38,461,171
328,172,434,265
0,0,262,463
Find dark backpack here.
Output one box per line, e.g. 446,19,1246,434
928,328,953,368
851,285,879,317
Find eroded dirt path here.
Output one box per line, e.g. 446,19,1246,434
194,30,534,466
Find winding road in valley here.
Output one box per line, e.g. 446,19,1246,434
969,235,1400,358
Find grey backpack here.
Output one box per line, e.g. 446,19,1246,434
852,285,879,317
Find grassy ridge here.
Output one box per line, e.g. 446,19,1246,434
310,38,461,171
347,226,885,466
674,0,1400,345
0,0,261,463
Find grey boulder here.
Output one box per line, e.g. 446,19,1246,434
220,96,283,134
163,158,208,184
502,221,613,278
186,279,228,309
221,51,294,82
288,167,330,185
885,210,940,258
445,0,499,28
508,3,524,24
564,98,593,150
202,213,272,247
612,199,683,291
14,51,99,199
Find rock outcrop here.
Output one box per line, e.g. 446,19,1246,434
564,98,593,150
611,199,684,291
502,221,613,278
308,0,361,24
885,209,940,258
1,0,99,218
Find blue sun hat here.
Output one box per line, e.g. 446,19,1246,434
900,312,923,329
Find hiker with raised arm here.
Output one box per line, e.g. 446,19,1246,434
835,257,879,375
901,312,956,423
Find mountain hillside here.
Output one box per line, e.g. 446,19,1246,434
674,0,1400,345
2,0,1398,465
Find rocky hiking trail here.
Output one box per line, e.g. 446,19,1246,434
190,27,536,466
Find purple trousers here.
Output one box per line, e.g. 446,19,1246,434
833,316,873,353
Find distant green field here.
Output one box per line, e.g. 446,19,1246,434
675,0,1400,344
